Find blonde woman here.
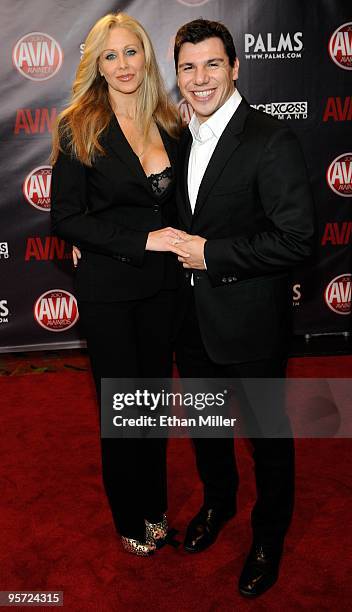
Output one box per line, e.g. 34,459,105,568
51,13,184,556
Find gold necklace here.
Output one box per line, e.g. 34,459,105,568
114,110,148,159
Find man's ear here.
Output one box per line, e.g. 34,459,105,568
232,57,240,81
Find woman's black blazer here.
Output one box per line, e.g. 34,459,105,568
51,116,179,301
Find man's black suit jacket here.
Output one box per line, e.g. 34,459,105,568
177,98,314,364
51,116,179,301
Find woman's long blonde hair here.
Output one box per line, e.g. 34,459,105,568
51,12,181,166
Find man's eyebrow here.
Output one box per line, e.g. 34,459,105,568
178,57,225,68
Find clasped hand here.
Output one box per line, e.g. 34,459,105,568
146,228,206,269
72,228,207,269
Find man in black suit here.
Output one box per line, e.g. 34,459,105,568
171,19,314,597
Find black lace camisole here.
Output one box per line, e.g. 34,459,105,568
147,166,173,196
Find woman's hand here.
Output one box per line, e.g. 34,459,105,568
71,228,191,265
72,245,81,267
146,228,190,258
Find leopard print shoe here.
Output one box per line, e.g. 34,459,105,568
145,514,168,548
121,536,156,556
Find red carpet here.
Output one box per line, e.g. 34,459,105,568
0,355,351,611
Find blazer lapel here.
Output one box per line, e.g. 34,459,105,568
177,129,193,228
159,127,177,171
193,99,251,219
104,116,178,199
104,114,149,187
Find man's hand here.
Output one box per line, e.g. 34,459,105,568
169,231,207,269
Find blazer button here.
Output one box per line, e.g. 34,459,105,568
153,204,160,213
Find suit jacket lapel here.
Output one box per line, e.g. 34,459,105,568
159,126,177,171
193,99,251,219
104,116,176,199
178,129,193,228
105,114,149,186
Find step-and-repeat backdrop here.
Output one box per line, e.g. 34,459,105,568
0,0,351,351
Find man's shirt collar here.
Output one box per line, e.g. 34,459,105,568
188,88,242,143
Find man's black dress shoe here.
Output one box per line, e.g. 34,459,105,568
238,540,283,597
184,506,235,553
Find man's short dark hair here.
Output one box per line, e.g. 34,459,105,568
174,19,237,72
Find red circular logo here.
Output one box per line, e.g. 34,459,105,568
23,166,52,211
13,32,63,81
34,290,79,332
178,98,194,124
326,153,352,198
328,22,352,70
324,274,351,315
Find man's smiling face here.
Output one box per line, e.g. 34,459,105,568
177,37,239,123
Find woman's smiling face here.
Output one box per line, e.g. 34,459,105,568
99,27,146,96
